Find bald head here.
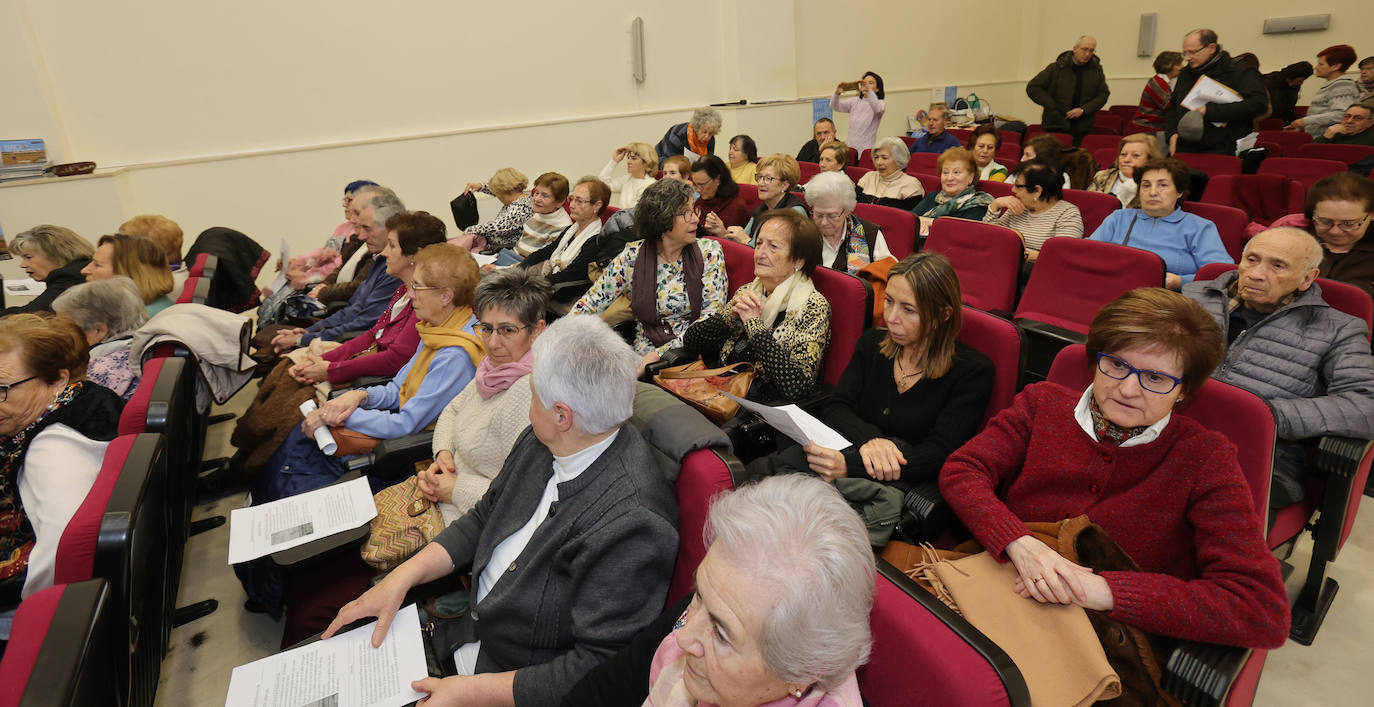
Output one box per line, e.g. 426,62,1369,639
1237,227,1323,311
1073,36,1097,64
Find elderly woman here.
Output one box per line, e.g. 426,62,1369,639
1089,158,1232,290
574,179,728,373
985,159,1085,263
454,168,535,255
727,154,809,245
832,72,886,152
599,143,659,210
50,277,149,400
118,214,186,292
0,315,122,618
750,253,994,545
520,177,612,310
1265,172,1374,299
232,212,448,470
727,135,759,186
911,148,996,237
1289,45,1361,138
805,171,893,274
689,155,751,237
939,288,1289,649
564,474,874,706
856,137,924,211
1089,133,1161,208
660,155,693,184
1133,52,1185,140
684,210,831,403
818,139,851,172
81,233,175,315
497,172,574,265
1021,134,1072,188
656,108,722,164
969,124,1009,182
5,225,94,315
418,269,551,524
324,315,677,707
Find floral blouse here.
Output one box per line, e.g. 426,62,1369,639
88,344,139,400
572,238,728,355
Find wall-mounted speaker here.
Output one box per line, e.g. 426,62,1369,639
631,17,646,83
1262,14,1331,34
1137,13,1157,57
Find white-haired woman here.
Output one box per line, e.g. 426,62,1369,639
806,171,894,274
855,136,924,211
51,276,150,399
6,224,95,315
564,474,874,706
655,108,722,164
325,315,679,707
600,142,660,209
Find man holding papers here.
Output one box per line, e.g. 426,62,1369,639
1165,29,1267,155
323,316,678,707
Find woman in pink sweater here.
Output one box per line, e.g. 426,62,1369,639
939,288,1289,648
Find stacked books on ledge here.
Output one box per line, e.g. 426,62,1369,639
1,139,49,183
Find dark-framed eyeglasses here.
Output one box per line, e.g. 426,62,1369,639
475,323,532,339
1312,215,1370,232
1095,353,1183,395
0,375,39,404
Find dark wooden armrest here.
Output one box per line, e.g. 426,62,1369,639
1161,640,1251,707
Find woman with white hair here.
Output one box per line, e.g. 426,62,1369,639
324,315,679,707
806,171,894,274
855,137,924,211
51,276,149,399
655,108,722,164
564,474,874,706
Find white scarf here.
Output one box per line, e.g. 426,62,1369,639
548,220,603,273
738,270,817,328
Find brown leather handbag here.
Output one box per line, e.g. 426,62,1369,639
653,360,754,424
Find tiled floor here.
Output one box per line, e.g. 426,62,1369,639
159,382,1374,706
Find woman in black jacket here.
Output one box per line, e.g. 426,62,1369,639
520,177,611,311
5,224,94,315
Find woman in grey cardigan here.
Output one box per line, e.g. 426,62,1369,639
325,315,678,707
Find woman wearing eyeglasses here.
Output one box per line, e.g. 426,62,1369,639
1267,172,1374,299
939,288,1289,649
519,177,611,312
726,154,809,246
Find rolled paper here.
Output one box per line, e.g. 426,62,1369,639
298,400,338,455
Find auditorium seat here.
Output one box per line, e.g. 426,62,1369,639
853,203,917,259
911,172,940,194
1258,117,1286,131
811,265,871,385
857,149,875,170
1255,130,1313,157
1092,148,1118,173
979,179,1014,199
1295,143,1374,165
1079,134,1120,155
1060,188,1121,235
958,306,1023,426
1173,152,1243,177
1092,112,1124,134
844,165,873,185
925,219,1023,315
947,128,972,144
667,448,744,604
1109,104,1138,120
0,579,118,707
996,144,1023,167
736,183,760,209
1258,157,1348,191
906,152,940,175
1200,175,1305,227
898,135,916,149
1182,201,1250,262
706,236,755,297
798,160,822,184
998,130,1022,147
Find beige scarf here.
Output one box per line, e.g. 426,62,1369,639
736,270,818,328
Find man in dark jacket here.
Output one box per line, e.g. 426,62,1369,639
1165,29,1268,155
796,117,837,163
1026,36,1110,143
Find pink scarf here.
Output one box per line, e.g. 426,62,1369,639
474,350,533,400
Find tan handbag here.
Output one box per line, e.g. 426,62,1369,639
330,427,382,457
361,473,445,571
653,360,754,424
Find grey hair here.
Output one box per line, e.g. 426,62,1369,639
51,276,149,342
11,224,95,265
474,267,552,328
353,184,404,212
635,179,695,242
875,136,910,169
530,315,639,435
689,108,723,134
1248,226,1325,272
705,475,874,691
804,170,858,212
370,194,406,230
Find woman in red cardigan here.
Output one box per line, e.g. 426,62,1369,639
939,288,1289,648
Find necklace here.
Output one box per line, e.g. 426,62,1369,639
896,355,925,380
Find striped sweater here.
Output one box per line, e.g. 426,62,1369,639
1132,74,1172,131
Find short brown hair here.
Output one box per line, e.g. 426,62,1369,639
575,176,612,217
1024,135,1065,166
97,234,174,304
879,252,963,379
0,313,91,382
119,214,184,264
967,124,1001,150
1085,288,1223,395
756,154,801,189
662,155,692,177
388,210,447,255
819,140,851,167
936,147,978,179
753,209,823,277
413,243,480,309
1319,44,1358,72
1304,172,1374,221
1132,158,1192,200
534,172,570,202
1153,51,1184,74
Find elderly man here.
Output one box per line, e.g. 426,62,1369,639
1165,29,1268,155
1183,227,1374,507
1026,35,1110,144
325,315,678,706
1316,99,1374,146
796,117,837,163
907,105,961,153
267,190,405,353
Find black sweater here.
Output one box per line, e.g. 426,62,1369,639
5,257,90,315
561,593,690,706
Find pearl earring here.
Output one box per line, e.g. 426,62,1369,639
791,688,804,698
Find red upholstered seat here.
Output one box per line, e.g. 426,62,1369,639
1093,148,1118,172
1258,157,1348,191
0,584,67,706
843,165,872,185
1295,143,1374,165
925,218,1023,315
706,236,755,297
898,135,916,149
667,448,741,605
1015,238,1164,334
998,130,1022,147
1061,188,1121,235
856,149,875,170
853,203,916,259
735,183,760,212
1201,175,1306,226
1173,152,1242,176
1092,112,1124,134
1182,201,1250,262
811,266,870,385
905,152,941,175
798,160,822,184
947,128,973,144
911,172,940,194
979,179,1013,198
1255,130,1313,157
996,144,1023,166
599,205,619,225
1079,134,1120,155
957,307,1022,426
0,579,117,707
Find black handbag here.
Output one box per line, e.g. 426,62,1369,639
450,192,480,230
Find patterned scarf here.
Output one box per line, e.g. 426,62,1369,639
922,185,994,219
1224,277,1295,315
833,215,875,273
1087,395,1149,446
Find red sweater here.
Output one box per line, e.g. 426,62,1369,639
321,285,420,384
1133,75,1172,131
939,382,1289,648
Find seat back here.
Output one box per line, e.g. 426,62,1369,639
735,183,760,211
1295,143,1374,165
947,128,973,144
798,160,822,185
1092,113,1124,134
1079,134,1120,155
906,152,941,175
706,236,755,297
898,135,916,149
1015,238,1164,334
1182,201,1250,262
1093,148,1119,173
668,448,741,606
998,130,1022,147
858,562,1027,706
1040,132,1074,147
174,277,198,304
856,149,875,170
1255,130,1313,156
996,144,1023,167
1201,175,1306,225
1173,152,1243,176
843,166,873,185
811,266,872,385
925,219,1024,314
1060,188,1121,235
187,252,216,279
1258,157,1348,191
0,579,118,707
958,307,1023,426
53,433,168,707
853,203,917,260
979,179,1014,199
911,172,940,194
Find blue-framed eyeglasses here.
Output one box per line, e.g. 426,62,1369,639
1095,353,1183,395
